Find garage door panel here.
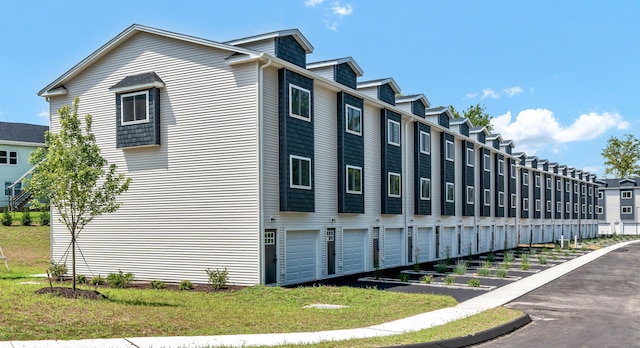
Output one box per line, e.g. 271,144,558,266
342,229,366,275
286,230,318,284
384,228,402,268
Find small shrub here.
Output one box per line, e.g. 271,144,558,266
179,280,194,290
468,279,480,287
436,261,448,273
541,247,549,253
454,260,468,275
419,275,433,284
478,267,491,277
482,260,492,269
564,251,569,257
1,208,12,226
538,255,548,265
107,270,135,288
552,255,558,260
40,211,50,226
413,256,421,272
205,268,229,290
529,248,536,256
76,274,88,284
20,209,32,226
89,275,106,286
496,268,508,278
399,273,409,282
150,280,166,290
487,252,496,262
521,253,530,263
48,262,67,281
521,260,530,270
374,266,382,280
504,251,515,262
444,275,455,285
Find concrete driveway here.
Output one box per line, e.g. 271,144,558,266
478,241,640,347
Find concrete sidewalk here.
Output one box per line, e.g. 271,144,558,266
3,240,636,348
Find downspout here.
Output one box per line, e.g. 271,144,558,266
258,57,272,285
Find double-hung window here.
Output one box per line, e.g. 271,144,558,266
546,177,551,189
498,159,504,175
446,182,455,202
535,199,541,211
574,203,578,213
346,165,362,194
483,154,490,172
523,172,529,186
290,155,311,189
511,193,517,208
523,198,529,211
566,202,571,212
566,182,570,192
388,172,401,198
445,140,454,161
345,105,362,135
510,163,516,178
498,192,505,207
535,174,540,188
546,200,552,212
289,84,311,121
466,148,474,167
121,90,149,125
598,191,603,199
420,131,431,154
387,120,400,146
557,179,562,191
420,178,431,200
621,191,632,199
557,201,562,212
483,189,490,206
466,186,474,204
0,151,18,165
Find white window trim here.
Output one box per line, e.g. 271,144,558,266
446,182,455,203
566,182,570,191
346,165,362,194
498,191,505,207
546,200,552,212
597,206,603,214
484,189,490,206
120,90,150,126
420,177,431,200
387,119,400,147
557,202,562,212
510,163,516,179
483,154,490,172
535,174,541,188
466,148,474,167
523,172,529,186
498,159,504,176
345,104,362,136
466,186,474,204
546,177,551,189
622,206,632,214
557,179,562,191
289,155,312,190
582,204,586,214
566,202,571,212
0,151,18,166
445,140,454,161
574,203,578,213
621,191,632,199
598,191,603,199
388,172,401,198
511,193,516,208
523,198,529,211
535,199,541,211
589,187,593,196
289,84,311,122
420,131,431,155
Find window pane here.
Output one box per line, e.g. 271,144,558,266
122,96,134,123
301,159,310,187
134,94,147,121
347,107,361,134
9,152,17,165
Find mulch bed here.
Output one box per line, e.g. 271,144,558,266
36,287,107,300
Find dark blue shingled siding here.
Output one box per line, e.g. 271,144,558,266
116,87,161,148
460,123,469,137
620,189,634,220
533,173,541,219
441,133,455,216
335,63,357,89
411,100,426,118
564,179,570,219
480,148,491,217
495,154,505,217
378,84,396,106
275,36,306,68
414,123,432,215
545,174,552,219
508,159,517,218
337,92,364,213
438,112,450,128
381,109,402,214
279,69,315,212
521,170,529,218
462,142,475,216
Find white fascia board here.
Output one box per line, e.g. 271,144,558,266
109,81,165,94
0,140,46,147
225,29,314,53
307,57,364,77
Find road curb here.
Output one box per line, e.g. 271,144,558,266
388,313,532,348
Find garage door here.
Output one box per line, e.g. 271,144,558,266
285,230,318,284
384,228,403,268
342,229,367,275
416,227,431,262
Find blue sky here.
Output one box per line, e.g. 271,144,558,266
1,1,637,177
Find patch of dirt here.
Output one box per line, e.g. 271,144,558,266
36,287,108,300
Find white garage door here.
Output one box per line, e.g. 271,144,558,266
384,228,403,268
342,229,367,275
416,227,431,262
285,230,318,284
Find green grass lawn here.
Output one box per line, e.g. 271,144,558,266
0,224,523,346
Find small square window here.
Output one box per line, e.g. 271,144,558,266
420,178,431,200
574,203,578,213
0,151,18,165
523,198,529,211
346,165,362,194
4,182,21,196
484,154,490,172
598,191,603,199
466,186,474,204
498,159,504,175
510,163,516,178
523,172,529,186
597,206,603,214
290,155,311,189
557,179,562,191
566,182,570,191
566,202,571,212
498,192,505,207
420,131,431,154
387,119,400,146
622,206,632,214
511,193,516,208
345,105,362,136
289,84,311,121
557,201,562,212
446,182,455,202
466,148,474,167
535,199,541,211
484,189,490,206
121,90,149,125
445,140,454,161
621,191,632,199
388,172,401,198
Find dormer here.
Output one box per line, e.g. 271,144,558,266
595,179,607,187
559,165,567,176
469,126,488,144
395,94,429,118
576,170,583,180
307,57,363,89
500,140,514,155
450,118,472,137
513,152,526,166
357,78,400,105
589,174,597,183
537,159,549,171
567,168,575,178
526,156,538,169
619,178,637,187
549,162,559,174
486,134,503,150
225,29,313,68
425,106,454,128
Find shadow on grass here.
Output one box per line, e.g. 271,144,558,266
105,296,181,308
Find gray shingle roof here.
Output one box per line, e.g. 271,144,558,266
0,122,48,144
110,71,164,90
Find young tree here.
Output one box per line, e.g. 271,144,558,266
449,103,494,132
28,97,131,291
602,134,640,179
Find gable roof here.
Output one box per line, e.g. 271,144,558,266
306,56,364,76
395,94,430,108
225,29,314,54
0,122,48,145
357,78,401,94
39,24,261,97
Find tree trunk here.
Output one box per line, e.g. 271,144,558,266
72,232,76,291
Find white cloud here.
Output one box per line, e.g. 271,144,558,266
304,0,324,7
38,109,48,118
466,92,478,99
503,86,523,97
493,109,628,155
481,88,499,99
332,2,352,16
324,20,338,31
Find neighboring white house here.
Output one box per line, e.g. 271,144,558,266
0,122,48,210
38,24,599,286
596,178,640,235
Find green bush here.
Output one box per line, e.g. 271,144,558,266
496,268,508,278
48,262,67,281
107,270,135,288
179,280,194,291
89,275,106,286
20,209,32,226
538,255,547,265
40,211,50,226
75,274,87,284
521,260,530,270
478,267,491,277
399,273,409,282
205,268,228,290
436,261,448,273
454,260,468,275
374,266,382,280
468,279,480,287
150,280,166,290
444,275,455,285
419,275,433,284
487,252,495,262
1,208,12,226
504,251,515,262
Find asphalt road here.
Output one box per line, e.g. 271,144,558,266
477,242,640,348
